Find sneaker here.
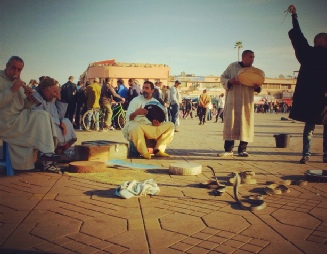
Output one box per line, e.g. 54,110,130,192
300,156,309,164
174,129,179,132
238,152,249,157
42,162,61,173
323,154,327,163
217,152,234,157
45,165,61,173
109,126,115,130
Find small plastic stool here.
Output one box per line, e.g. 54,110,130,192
0,141,14,176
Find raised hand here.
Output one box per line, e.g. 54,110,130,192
287,4,296,14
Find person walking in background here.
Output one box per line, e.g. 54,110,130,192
207,101,213,121
214,93,225,123
169,80,182,132
128,78,141,104
162,85,170,105
61,76,77,124
287,4,327,164
74,81,87,130
152,81,165,106
162,85,170,121
100,78,125,131
197,89,211,125
219,50,262,157
116,79,129,109
85,78,102,131
183,98,193,119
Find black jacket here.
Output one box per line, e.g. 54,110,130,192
288,15,327,124
100,83,123,104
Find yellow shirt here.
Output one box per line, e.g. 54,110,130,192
198,92,211,108
85,82,102,109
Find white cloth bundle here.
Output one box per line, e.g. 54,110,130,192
114,179,160,199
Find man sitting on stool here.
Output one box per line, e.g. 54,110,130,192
123,81,175,159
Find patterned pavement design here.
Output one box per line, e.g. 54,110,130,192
1,113,327,254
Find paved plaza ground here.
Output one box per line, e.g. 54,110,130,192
1,113,327,254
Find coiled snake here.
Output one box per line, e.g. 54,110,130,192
233,172,266,211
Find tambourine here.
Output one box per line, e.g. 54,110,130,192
237,67,265,86
305,170,327,183
144,101,166,123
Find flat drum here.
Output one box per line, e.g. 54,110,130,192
237,67,265,86
169,162,202,175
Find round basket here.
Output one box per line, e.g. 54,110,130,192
169,162,202,176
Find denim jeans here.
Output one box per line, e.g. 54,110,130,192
303,122,327,156
87,109,100,130
170,104,179,128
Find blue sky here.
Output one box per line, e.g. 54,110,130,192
1,0,326,84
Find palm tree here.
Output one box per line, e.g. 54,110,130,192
234,41,243,61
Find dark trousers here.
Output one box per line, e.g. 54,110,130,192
224,140,248,153
198,107,207,123
65,101,76,124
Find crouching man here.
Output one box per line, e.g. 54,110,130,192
123,81,174,159
33,77,77,171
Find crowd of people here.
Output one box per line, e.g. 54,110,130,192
255,101,291,114
1,5,326,172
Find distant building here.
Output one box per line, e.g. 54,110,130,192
79,59,297,105
80,59,170,86
170,74,296,105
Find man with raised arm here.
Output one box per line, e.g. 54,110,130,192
287,4,327,164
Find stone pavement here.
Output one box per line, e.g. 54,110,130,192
1,113,327,254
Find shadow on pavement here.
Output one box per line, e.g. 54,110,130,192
84,188,117,198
